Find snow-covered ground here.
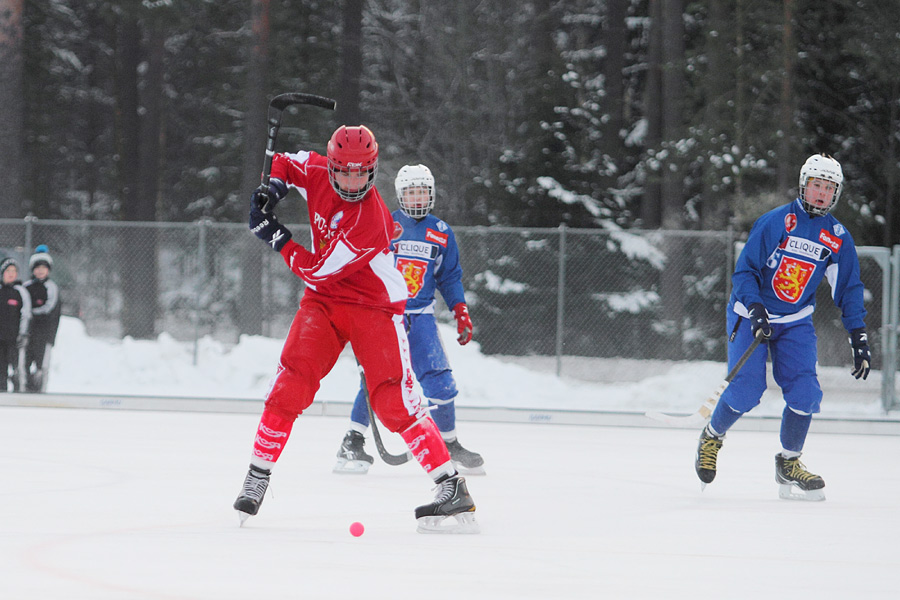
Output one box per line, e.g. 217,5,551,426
42,316,890,419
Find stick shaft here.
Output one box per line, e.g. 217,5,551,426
645,331,764,426
258,92,336,213
357,362,411,466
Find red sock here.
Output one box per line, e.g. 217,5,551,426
400,418,452,475
252,409,295,466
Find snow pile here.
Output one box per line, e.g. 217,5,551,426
46,316,886,418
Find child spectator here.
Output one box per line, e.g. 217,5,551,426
0,258,31,392
24,245,62,392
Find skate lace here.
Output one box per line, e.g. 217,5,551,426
784,458,818,482
697,437,723,470
241,471,269,501
432,478,456,503
344,432,365,453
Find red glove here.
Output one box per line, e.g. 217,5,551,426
453,303,473,345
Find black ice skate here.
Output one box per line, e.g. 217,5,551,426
446,438,486,475
333,430,375,474
415,474,479,534
775,453,825,501
233,464,271,525
695,425,724,489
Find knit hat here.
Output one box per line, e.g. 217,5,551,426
1,257,18,277
29,244,53,270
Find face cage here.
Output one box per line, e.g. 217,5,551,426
800,178,840,217
328,162,378,202
399,185,435,219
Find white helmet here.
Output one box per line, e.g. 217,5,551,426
799,153,843,216
395,164,435,219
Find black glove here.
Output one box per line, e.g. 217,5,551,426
747,303,772,340
849,328,871,380
249,191,292,251
256,178,288,212
16,334,27,349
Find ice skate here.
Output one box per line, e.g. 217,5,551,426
415,474,479,534
333,430,374,474
695,425,724,489
233,464,271,525
446,438,485,475
775,453,825,501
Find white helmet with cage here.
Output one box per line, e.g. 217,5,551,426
799,153,843,216
395,164,435,219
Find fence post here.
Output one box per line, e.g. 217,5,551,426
555,223,567,377
193,219,209,366
24,213,35,256
887,245,900,411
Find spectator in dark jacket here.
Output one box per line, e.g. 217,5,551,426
24,245,61,392
0,258,32,392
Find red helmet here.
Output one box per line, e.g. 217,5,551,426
327,125,379,201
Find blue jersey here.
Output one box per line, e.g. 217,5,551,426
390,210,466,313
731,199,866,332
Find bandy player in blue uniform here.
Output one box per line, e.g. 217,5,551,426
334,164,484,475
695,154,870,501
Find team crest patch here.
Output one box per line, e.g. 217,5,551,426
784,213,797,233
833,223,846,236
772,255,816,303
396,258,428,297
425,228,448,247
436,220,448,232
819,229,842,253
392,221,403,240
330,211,344,230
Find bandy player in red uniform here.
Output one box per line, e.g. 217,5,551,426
234,125,479,533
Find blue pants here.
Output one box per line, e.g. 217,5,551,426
718,307,823,415
351,313,459,432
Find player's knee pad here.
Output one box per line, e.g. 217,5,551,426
427,395,456,407
719,380,766,413
779,370,822,414
419,370,457,401
265,366,317,416
784,390,823,415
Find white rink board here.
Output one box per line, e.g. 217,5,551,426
2,392,900,435
1,406,898,600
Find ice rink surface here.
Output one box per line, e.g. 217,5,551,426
1,406,898,599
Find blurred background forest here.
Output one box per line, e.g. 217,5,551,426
1,0,898,242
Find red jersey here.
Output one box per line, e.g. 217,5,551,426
270,150,408,314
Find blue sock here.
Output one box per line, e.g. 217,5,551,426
780,406,812,453
429,399,456,433
349,386,370,428
709,401,743,436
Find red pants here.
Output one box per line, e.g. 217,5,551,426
251,291,456,480
252,294,428,465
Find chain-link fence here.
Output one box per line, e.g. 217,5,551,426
1,217,896,409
